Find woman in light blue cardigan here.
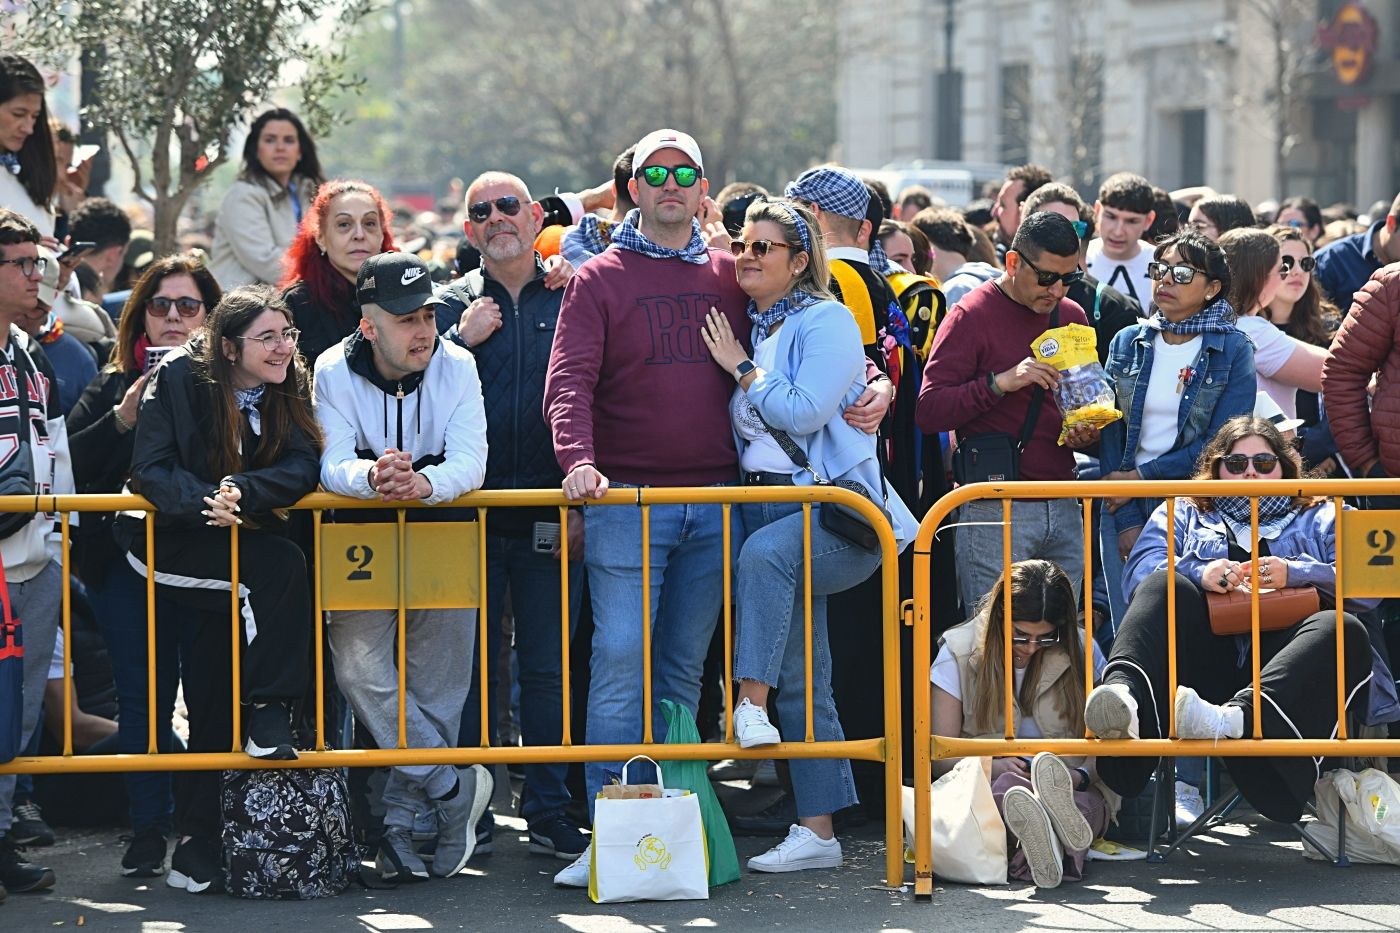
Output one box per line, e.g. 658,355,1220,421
701,198,916,874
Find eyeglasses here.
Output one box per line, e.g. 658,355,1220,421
1017,253,1083,288
0,256,47,278
1147,261,1207,285
637,165,700,188
467,196,523,223
1010,632,1061,646
232,328,301,352
729,238,794,259
1284,218,1307,229
1219,453,1280,475
146,296,205,318
1279,255,1316,276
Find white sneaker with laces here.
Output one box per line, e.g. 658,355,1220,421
1174,686,1244,740
747,824,843,873
553,844,591,888
734,697,781,748
1084,683,1139,739
1174,780,1205,830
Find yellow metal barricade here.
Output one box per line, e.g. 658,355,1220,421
910,478,1400,900
0,485,907,888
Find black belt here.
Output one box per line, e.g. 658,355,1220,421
744,471,795,486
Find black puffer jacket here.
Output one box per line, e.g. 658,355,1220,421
434,259,563,535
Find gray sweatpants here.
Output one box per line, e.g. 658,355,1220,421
328,607,476,831
0,560,62,835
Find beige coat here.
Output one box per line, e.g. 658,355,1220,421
209,174,317,289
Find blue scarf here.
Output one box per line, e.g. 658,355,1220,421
868,238,902,276
748,289,819,342
0,153,19,176
235,385,266,437
609,209,710,265
1145,296,1237,336
1214,495,1301,546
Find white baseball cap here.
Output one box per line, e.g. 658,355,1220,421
633,129,704,174
1254,391,1304,434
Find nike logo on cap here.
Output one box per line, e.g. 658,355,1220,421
401,267,425,286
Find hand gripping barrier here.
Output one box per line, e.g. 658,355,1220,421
910,477,1400,900
0,486,907,888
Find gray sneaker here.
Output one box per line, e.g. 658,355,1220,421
431,765,493,878
376,828,429,882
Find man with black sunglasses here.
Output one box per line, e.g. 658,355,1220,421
918,211,1094,615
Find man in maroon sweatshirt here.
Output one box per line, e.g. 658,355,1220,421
917,211,1094,614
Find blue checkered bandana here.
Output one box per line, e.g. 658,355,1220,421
868,238,903,275
610,209,710,265
749,289,819,342
784,167,870,221
1214,495,1301,545
0,153,19,176
1144,296,1237,336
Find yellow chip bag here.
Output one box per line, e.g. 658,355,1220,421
1031,323,1122,445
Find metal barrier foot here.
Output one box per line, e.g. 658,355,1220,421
915,873,934,899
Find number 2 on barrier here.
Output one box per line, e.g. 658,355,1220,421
1342,511,1400,596
320,522,481,610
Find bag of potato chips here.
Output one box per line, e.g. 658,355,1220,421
1031,324,1122,445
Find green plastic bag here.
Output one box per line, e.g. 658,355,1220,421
660,699,740,886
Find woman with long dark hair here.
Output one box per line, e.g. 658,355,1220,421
0,53,58,236
279,179,395,364
209,108,325,289
66,255,221,878
123,285,321,895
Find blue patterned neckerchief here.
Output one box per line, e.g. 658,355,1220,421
749,290,819,342
609,209,709,265
1214,495,1300,545
1144,296,1237,336
868,238,902,276
235,384,266,436
0,153,20,176
573,214,615,255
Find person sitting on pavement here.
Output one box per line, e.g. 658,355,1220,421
313,251,493,883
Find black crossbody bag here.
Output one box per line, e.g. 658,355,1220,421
756,415,885,553
951,308,1055,485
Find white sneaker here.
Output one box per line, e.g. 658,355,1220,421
1085,683,1139,739
752,758,780,787
1029,752,1093,853
554,844,591,888
1174,686,1244,741
747,824,843,873
1002,786,1063,889
734,698,781,748
1174,780,1205,829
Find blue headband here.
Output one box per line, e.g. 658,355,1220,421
783,203,812,253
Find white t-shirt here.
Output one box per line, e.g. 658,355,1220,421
1235,314,1302,419
930,641,1107,740
731,333,794,475
1135,334,1203,465
1087,239,1154,309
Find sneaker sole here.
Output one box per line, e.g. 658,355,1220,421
243,738,298,761
1002,788,1063,889
166,868,218,895
374,856,429,883
747,852,843,873
432,766,494,878
553,866,589,887
1085,688,1134,740
5,868,55,894
1030,754,1094,853
529,839,586,861
9,833,54,847
736,729,781,749
121,862,165,878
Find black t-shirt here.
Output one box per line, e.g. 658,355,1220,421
1069,274,1143,366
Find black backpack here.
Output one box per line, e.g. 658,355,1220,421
221,765,361,899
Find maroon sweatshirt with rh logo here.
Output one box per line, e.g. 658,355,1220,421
545,246,751,487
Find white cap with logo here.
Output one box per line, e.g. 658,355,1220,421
633,129,704,173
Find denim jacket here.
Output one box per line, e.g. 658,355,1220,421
1098,323,1256,530
738,299,919,551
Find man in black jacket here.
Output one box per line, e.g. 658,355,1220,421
435,172,587,860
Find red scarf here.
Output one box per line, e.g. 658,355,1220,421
131,333,152,371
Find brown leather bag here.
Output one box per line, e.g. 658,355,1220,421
1205,586,1321,636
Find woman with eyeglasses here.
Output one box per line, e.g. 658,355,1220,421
119,285,321,894
1275,197,1325,247
1218,228,1326,423
1186,195,1255,243
1086,416,1376,827
210,108,325,290
932,560,1112,889
699,197,916,874
65,256,221,878
280,179,396,365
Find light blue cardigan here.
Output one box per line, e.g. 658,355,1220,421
738,299,918,551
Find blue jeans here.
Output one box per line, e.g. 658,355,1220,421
90,558,184,834
954,498,1085,613
458,534,583,823
734,500,880,819
582,491,738,811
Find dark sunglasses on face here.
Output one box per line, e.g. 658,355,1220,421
638,165,700,188
1010,632,1061,646
1018,253,1083,288
1147,260,1206,285
1280,255,1316,275
467,196,523,223
1219,453,1280,475
729,238,794,259
146,296,205,318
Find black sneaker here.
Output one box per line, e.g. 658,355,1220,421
528,815,588,860
728,793,798,836
10,801,54,847
121,827,168,878
166,836,224,895
0,833,55,894
244,703,298,761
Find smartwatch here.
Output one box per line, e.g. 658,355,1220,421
734,359,757,382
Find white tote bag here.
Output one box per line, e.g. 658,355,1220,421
590,756,710,903
1307,768,1400,865
902,756,1008,885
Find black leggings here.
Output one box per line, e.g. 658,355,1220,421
1098,570,1373,823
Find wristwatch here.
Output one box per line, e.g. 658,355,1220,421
987,371,1006,397
734,359,756,382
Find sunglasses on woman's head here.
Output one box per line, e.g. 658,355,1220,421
1147,261,1207,285
637,165,700,188
146,296,204,318
729,238,793,259
1219,453,1280,474
1279,255,1316,276
467,196,523,223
